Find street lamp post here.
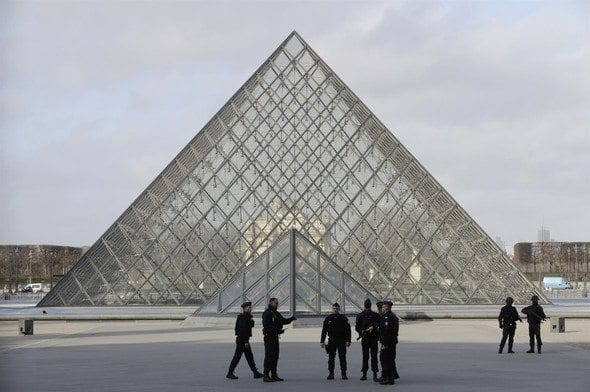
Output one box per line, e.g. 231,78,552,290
28,249,33,284
49,250,57,290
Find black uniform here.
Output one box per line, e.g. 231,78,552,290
378,310,399,383
262,305,295,378
498,304,522,353
321,313,352,376
521,302,546,353
228,313,261,375
355,309,380,375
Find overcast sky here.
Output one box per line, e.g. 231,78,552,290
1,1,589,248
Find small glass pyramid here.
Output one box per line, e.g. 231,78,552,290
196,229,377,315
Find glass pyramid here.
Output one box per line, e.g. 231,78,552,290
196,229,377,315
39,31,546,307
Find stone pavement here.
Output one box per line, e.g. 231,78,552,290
1,318,589,392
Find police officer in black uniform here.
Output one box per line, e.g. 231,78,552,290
377,300,399,385
355,298,380,381
521,295,547,354
320,302,352,380
376,301,384,315
262,297,296,382
227,302,264,379
497,296,522,354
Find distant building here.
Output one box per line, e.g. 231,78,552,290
513,242,590,279
537,226,551,242
494,236,506,252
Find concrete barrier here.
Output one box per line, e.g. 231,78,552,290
550,317,566,333
18,319,34,335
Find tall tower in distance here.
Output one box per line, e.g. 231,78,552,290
537,226,551,242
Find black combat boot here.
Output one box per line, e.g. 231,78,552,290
498,346,503,354
341,371,348,380
526,345,534,353
508,346,515,353
226,372,238,380
537,345,542,354
253,370,263,379
380,377,395,385
373,371,379,382
263,374,274,382
360,371,367,381
327,372,334,380
374,373,383,383
271,374,284,382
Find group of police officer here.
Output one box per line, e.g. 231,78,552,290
226,297,399,385
498,295,547,354
321,298,400,385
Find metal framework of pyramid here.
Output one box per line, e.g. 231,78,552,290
39,31,546,307
196,229,378,316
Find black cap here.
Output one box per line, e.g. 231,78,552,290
241,301,252,308
332,302,340,308
364,298,372,308
383,301,393,307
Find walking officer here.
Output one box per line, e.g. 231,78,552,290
320,302,352,380
377,300,399,385
226,302,264,379
262,297,296,382
497,296,522,354
355,298,380,381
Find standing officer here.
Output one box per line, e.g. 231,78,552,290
521,295,546,354
320,302,352,380
497,296,522,354
377,301,399,385
262,297,296,382
227,302,264,379
355,298,380,381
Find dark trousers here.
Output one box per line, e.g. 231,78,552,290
361,335,379,373
499,325,516,351
229,339,258,373
528,323,542,349
327,340,347,373
263,335,280,376
380,344,399,380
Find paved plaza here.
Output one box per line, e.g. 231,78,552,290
1,317,589,392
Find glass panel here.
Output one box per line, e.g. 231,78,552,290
295,276,317,313
220,274,243,309
269,235,290,268
269,279,290,313
244,257,267,288
343,276,367,311
269,257,289,288
295,257,317,287
320,277,339,312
